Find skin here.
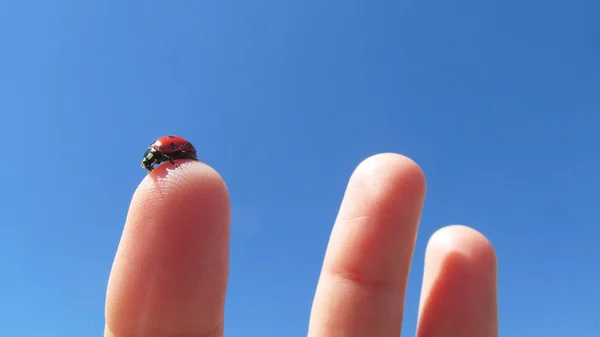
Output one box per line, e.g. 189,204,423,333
105,153,498,337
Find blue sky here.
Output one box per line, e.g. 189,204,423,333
1,0,599,336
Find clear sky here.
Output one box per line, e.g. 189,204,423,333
1,1,599,336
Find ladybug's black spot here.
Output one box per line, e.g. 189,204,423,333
170,143,177,148
168,135,176,138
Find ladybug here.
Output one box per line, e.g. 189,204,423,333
141,135,198,172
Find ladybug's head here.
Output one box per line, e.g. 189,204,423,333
141,146,164,172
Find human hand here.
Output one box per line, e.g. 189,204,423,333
104,153,498,337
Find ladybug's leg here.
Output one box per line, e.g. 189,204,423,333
163,154,178,167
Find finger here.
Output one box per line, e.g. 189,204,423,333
417,225,498,337
308,153,427,337
105,160,230,337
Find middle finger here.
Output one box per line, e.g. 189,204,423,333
308,153,427,336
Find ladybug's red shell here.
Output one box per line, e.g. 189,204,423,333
151,135,196,154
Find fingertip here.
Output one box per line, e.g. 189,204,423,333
427,225,497,270
141,159,228,196
353,153,426,187
344,153,426,210
129,160,230,219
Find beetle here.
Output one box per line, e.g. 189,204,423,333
141,135,198,172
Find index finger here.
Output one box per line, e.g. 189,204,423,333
105,160,230,337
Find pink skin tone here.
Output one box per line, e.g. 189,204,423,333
105,153,498,337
